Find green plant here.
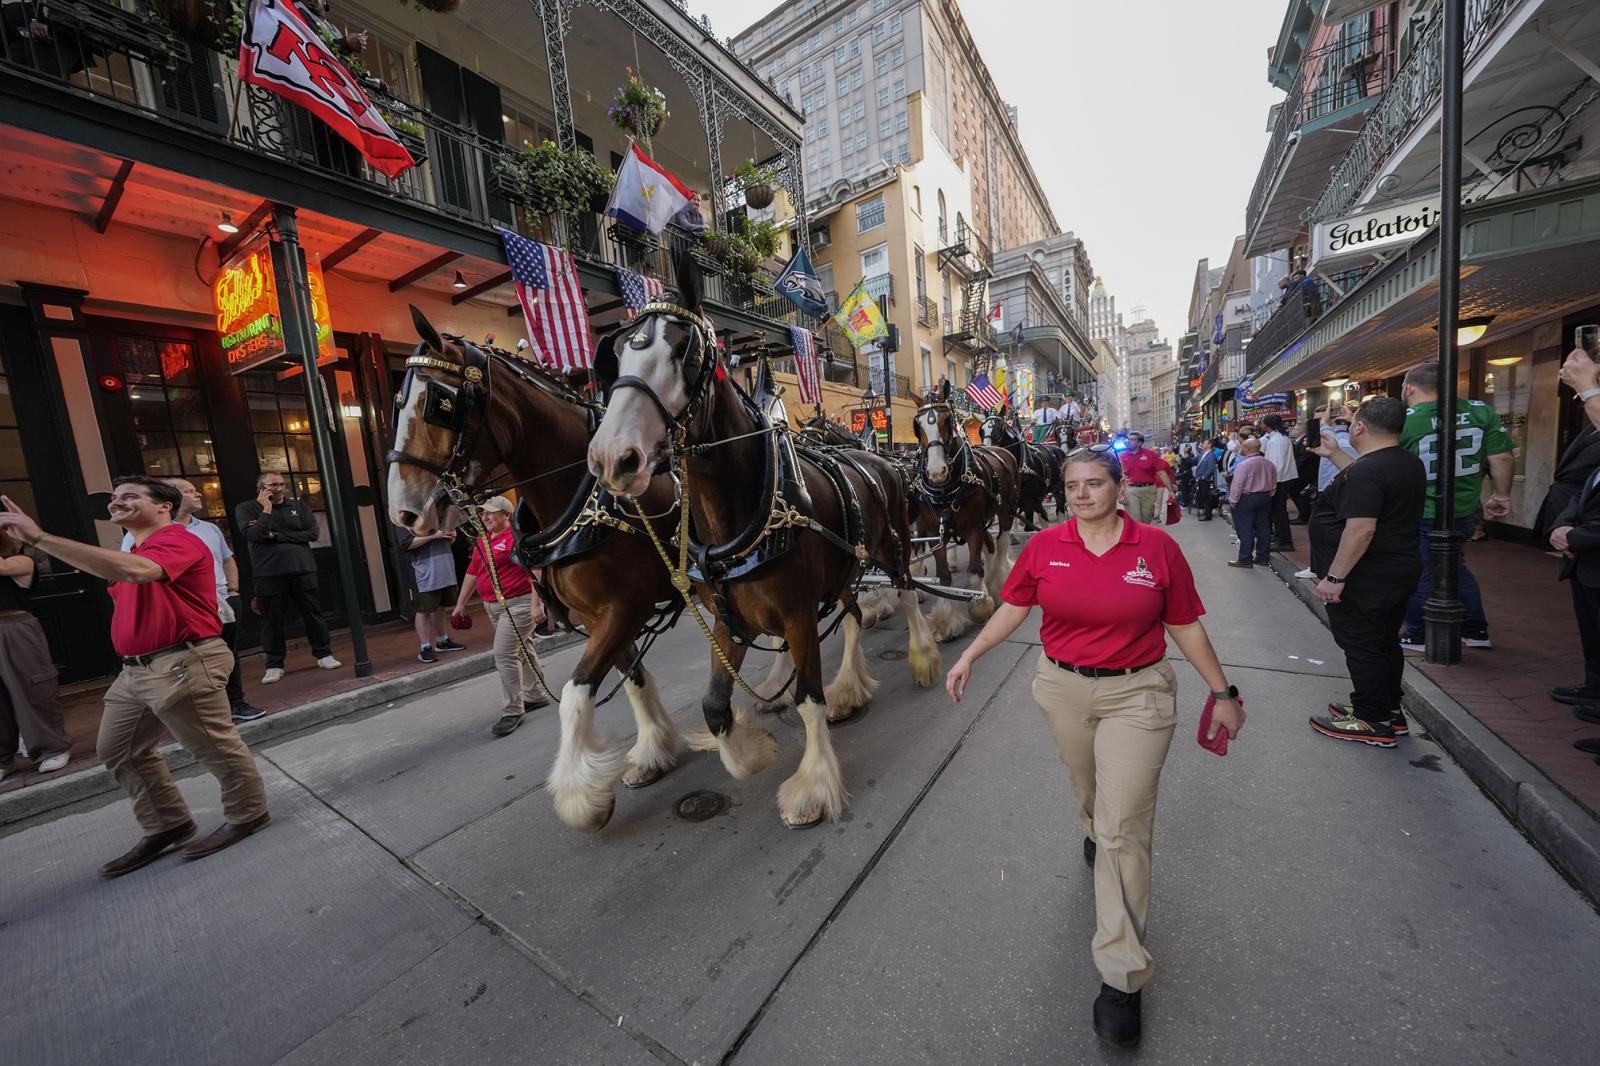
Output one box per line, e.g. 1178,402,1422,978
493,140,615,216
608,67,669,137
703,214,782,281
388,117,424,140
733,159,782,190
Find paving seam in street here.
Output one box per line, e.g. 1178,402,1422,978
257,746,690,1065
719,644,1032,1066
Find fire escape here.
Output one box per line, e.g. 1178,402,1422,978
939,219,994,373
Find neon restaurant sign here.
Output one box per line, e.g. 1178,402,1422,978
214,236,335,374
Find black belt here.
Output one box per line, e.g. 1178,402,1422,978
1046,655,1163,678
120,638,218,668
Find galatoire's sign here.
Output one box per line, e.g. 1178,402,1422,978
1310,194,1441,271
215,233,335,375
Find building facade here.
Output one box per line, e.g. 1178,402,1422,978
1122,317,1172,438
1088,277,1129,431
1149,360,1180,445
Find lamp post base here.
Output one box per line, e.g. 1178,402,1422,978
1423,524,1466,665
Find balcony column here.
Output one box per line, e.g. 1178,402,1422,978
535,0,578,152
696,73,725,230
780,143,808,250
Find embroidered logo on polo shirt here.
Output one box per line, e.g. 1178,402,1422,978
1123,555,1156,589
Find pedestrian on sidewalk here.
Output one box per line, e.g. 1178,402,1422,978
1305,398,1426,747
123,478,262,723
1260,414,1300,550
235,472,341,685
0,479,270,877
1227,437,1277,568
1545,345,1600,714
1118,432,1176,525
0,528,70,780
944,446,1244,1050
1193,437,1224,521
1291,429,1320,522
452,495,552,737
395,525,466,663
1176,445,1196,511
1398,362,1516,651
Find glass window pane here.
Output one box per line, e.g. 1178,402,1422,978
257,437,290,473
287,435,319,473
177,432,219,474
128,387,172,433
242,373,276,393
166,387,208,431
157,341,199,387
117,336,162,382
0,428,25,480
196,476,226,518
247,391,281,432
279,395,310,433
137,432,182,476
299,475,325,511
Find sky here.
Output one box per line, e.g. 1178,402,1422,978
691,0,1290,347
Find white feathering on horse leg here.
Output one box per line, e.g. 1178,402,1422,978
712,703,778,779
621,669,678,787
778,697,847,827
824,609,878,719
901,589,941,688
967,558,996,622
548,682,628,832
991,530,1015,590
928,580,970,642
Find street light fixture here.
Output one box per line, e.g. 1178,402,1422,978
1321,376,1349,388
216,211,239,235
1432,315,1496,347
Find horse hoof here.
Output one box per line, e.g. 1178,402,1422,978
622,764,668,789
826,704,860,725
781,809,825,830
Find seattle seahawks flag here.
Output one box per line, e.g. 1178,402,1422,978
775,246,830,318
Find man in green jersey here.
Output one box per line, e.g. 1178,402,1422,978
1398,363,1516,649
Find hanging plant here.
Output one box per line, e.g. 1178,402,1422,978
608,67,669,146
493,139,615,217
701,214,780,284
734,159,782,210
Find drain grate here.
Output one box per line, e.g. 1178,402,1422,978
877,648,906,661
674,790,728,822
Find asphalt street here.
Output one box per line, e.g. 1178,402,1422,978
3,516,1598,1065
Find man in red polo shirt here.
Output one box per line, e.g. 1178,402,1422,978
1120,432,1176,525
0,478,269,878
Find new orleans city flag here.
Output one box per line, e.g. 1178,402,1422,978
833,281,888,349
605,144,692,234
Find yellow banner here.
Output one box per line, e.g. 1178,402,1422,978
833,282,888,349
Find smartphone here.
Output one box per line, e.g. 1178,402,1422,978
1305,417,1321,449
1576,325,1600,357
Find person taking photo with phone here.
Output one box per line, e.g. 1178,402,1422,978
944,446,1243,1049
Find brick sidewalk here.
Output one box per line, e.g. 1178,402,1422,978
2,603,492,796
1276,532,1600,818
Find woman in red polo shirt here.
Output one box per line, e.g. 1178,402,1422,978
946,446,1244,1049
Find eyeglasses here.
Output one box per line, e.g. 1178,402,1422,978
1067,443,1114,457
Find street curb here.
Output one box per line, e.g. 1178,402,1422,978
1263,551,1600,904
0,631,584,830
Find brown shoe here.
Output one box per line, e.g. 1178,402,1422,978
98,820,198,879
181,812,271,860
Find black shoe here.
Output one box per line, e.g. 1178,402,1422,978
434,637,467,653
1093,983,1142,1048
1575,704,1600,725
1197,515,1212,521
524,697,552,713
1227,560,1253,568
1309,709,1398,747
492,712,526,737
1330,702,1407,736
98,821,197,879
1573,738,1600,754
230,703,266,723
1272,542,1295,552
417,645,438,663
1552,686,1600,705
1255,557,1272,566
1084,836,1096,868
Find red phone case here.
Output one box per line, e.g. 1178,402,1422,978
1198,692,1240,756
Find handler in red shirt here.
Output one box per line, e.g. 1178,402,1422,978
0,477,269,878
945,446,1244,1050
1119,432,1176,525
452,494,551,737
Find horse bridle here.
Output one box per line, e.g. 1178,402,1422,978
595,301,719,432
385,336,493,490
914,401,967,470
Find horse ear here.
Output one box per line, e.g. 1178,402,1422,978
671,245,703,312
411,304,444,354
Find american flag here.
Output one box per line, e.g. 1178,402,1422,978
614,265,666,318
965,373,1005,411
500,228,593,370
789,325,822,406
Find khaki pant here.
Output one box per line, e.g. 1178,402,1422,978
1032,653,1178,993
484,594,550,715
1124,484,1164,524
97,638,267,834
0,612,69,765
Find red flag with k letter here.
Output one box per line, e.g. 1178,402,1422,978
238,0,414,178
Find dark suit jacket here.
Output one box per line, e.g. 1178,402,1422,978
1539,425,1600,543
234,497,320,578
1555,462,1600,587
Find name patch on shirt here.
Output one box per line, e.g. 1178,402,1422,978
1122,556,1157,589
1048,560,1071,568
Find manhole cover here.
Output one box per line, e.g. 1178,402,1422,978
877,648,906,661
674,790,728,822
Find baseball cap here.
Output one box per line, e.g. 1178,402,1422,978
479,496,514,514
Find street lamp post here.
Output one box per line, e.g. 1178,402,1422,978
1424,0,1466,666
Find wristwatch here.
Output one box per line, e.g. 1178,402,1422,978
1211,685,1239,701
1325,573,1346,584
1577,387,1600,402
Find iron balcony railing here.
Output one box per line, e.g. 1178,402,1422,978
917,295,938,326
862,272,894,304
856,201,887,231
1245,24,1393,237
937,218,990,279
1309,0,1523,222
1243,267,1370,379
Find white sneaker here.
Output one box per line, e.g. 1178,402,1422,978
1294,567,1316,580
316,655,342,670
262,667,285,684
37,752,69,774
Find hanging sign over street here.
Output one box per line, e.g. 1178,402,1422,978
215,234,335,375
1309,194,1441,272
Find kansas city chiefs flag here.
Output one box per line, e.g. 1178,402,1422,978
238,0,414,179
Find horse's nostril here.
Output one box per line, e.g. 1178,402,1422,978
614,449,642,479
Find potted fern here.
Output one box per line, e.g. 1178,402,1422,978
734,159,782,210
493,140,614,225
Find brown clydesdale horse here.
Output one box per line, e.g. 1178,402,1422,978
586,259,939,828
909,383,1019,642
386,307,685,834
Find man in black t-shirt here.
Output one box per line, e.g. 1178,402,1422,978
1304,397,1426,747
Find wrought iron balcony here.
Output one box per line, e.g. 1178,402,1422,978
917,295,939,327
1309,0,1522,222
1243,267,1369,380
937,218,990,279
862,272,894,304
855,201,887,231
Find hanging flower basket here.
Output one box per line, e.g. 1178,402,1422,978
734,159,782,211
492,139,614,216
609,68,669,143
744,185,775,210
